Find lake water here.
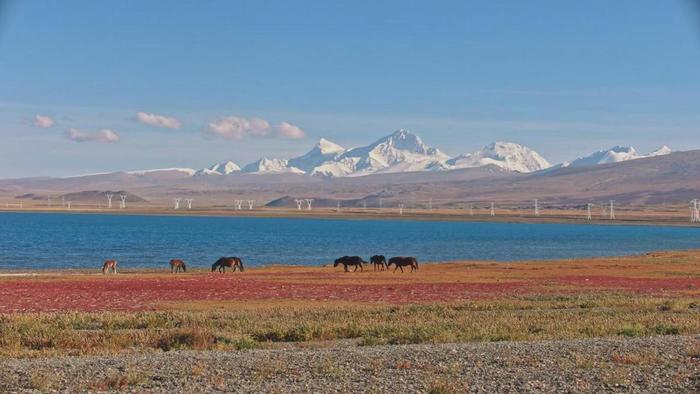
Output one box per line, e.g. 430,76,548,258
0,212,698,270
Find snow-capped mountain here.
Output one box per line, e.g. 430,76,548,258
315,129,450,177
197,160,241,176
563,145,672,168
188,130,673,178
647,145,672,157
446,142,551,173
242,158,304,174
287,138,345,173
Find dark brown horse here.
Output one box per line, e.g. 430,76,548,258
334,256,366,272
370,255,387,271
102,259,117,274
212,257,244,273
170,259,186,273
387,256,418,273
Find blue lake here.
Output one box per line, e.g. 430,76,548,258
0,212,698,269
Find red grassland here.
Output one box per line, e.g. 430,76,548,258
1,250,699,313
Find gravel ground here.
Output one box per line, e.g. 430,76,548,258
1,336,699,393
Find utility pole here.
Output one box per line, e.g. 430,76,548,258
534,199,539,217
490,202,495,216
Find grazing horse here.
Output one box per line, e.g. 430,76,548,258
387,256,418,273
212,257,244,273
334,256,366,272
102,259,117,274
170,259,186,273
370,255,387,271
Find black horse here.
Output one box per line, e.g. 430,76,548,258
211,257,244,273
334,256,366,272
387,256,418,273
370,255,387,271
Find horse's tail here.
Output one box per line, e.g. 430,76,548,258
211,261,219,272
182,263,186,272
413,257,419,269
238,258,244,272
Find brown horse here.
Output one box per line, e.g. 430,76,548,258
387,256,418,273
102,259,117,274
334,256,366,272
370,255,387,271
212,257,244,273
170,259,186,273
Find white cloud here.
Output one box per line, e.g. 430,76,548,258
33,114,55,128
65,128,120,143
136,111,182,129
205,116,306,140
276,121,306,139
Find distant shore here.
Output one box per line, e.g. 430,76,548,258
1,205,699,227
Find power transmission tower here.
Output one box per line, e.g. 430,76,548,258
173,197,181,210
106,193,114,209
586,203,592,221
490,202,495,216
119,194,127,209
609,200,615,220
534,199,539,217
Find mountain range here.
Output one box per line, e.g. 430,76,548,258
177,129,671,179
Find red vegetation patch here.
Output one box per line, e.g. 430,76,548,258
551,276,700,295
0,275,529,313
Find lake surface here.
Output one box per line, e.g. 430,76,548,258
0,212,698,270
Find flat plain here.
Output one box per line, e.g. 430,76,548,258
1,251,700,391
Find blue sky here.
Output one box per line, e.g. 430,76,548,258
1,0,699,177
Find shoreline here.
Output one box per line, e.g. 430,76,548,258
2,206,700,228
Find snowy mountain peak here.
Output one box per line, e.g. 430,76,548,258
287,138,345,173
648,145,672,157
206,160,241,175
316,138,345,154
329,129,450,176
242,158,304,174
447,141,551,173
378,129,445,157
565,145,672,168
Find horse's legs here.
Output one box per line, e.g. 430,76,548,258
399,266,404,273
393,265,398,272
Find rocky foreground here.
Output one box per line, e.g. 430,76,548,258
1,335,699,393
